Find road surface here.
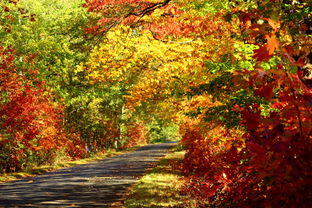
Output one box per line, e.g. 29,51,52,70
0,143,175,208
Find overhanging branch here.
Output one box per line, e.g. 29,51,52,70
127,0,172,18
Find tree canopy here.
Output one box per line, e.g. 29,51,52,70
0,0,311,206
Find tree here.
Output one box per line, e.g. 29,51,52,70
0,0,87,173
85,0,312,206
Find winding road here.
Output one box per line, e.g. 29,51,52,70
0,142,175,208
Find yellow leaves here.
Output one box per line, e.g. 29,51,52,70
89,70,104,81
83,24,205,86
75,63,85,73
150,8,165,18
80,19,232,111
106,25,129,40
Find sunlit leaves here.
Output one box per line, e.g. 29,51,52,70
178,0,312,207
1,2,311,206
0,47,87,172
83,25,206,109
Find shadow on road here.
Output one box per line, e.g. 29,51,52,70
0,143,176,208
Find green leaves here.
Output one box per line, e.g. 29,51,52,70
4,0,90,87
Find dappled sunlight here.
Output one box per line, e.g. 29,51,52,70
0,0,310,207
0,143,175,207
124,151,195,208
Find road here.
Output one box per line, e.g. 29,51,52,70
0,143,175,208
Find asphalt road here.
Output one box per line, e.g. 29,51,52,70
0,142,176,208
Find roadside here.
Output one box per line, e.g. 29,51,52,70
0,145,144,183
0,143,175,207
122,145,196,208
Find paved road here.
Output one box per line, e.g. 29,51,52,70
0,143,176,208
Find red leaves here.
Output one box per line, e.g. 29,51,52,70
83,0,173,36
253,45,274,61
255,82,275,100
238,12,280,61
123,122,148,148
0,47,86,172
240,105,261,130
180,3,311,206
149,19,182,39
253,34,279,61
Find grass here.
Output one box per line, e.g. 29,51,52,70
122,148,196,208
0,145,142,183
1,143,195,207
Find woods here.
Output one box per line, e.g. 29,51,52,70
0,0,311,207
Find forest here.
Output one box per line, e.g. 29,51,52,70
0,0,311,207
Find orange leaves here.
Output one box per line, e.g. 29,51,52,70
123,122,148,148
265,18,280,32
237,10,281,61
254,33,279,61
84,0,173,36
149,19,182,39
0,46,86,172
252,17,280,61
265,34,279,55
179,1,312,206
146,6,226,40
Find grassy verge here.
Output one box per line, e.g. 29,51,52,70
0,145,142,183
122,148,195,208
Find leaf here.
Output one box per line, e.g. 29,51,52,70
253,34,278,61
253,46,272,61
263,18,279,31
265,34,279,55
256,82,275,100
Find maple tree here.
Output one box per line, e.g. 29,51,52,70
1,0,311,206
178,1,311,207
0,0,88,172
1,0,126,152
84,0,312,206
0,46,87,172
83,0,172,35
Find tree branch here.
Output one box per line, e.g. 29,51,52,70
127,0,172,18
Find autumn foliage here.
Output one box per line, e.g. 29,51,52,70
177,1,312,207
0,46,86,172
1,0,311,206
123,122,148,148
77,0,312,206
